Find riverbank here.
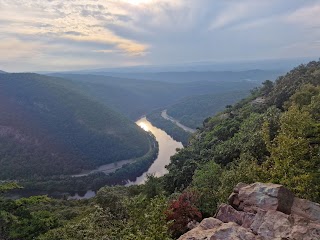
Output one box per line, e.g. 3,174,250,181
161,110,196,133
127,117,183,185
146,110,191,146
72,130,157,178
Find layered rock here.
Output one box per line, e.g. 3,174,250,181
179,182,320,240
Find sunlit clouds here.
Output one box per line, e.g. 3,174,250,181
0,0,319,71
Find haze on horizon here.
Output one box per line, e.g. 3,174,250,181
0,0,319,72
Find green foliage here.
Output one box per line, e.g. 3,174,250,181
216,155,265,203
0,182,21,193
40,193,172,240
263,94,320,201
259,80,274,96
190,161,222,216
142,174,166,199
163,60,320,205
123,195,172,240
0,182,90,240
38,205,124,240
96,186,128,218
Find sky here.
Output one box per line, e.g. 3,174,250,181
0,0,320,71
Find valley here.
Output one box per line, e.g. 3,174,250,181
1,61,320,240
0,69,286,194
1,1,319,239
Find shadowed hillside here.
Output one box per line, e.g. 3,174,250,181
0,73,150,179
51,73,260,120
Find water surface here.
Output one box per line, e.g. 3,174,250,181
127,117,183,185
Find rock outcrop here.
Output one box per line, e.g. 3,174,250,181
179,182,320,240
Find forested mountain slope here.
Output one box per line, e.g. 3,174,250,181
51,73,259,120
163,60,320,206
0,73,150,179
166,90,248,128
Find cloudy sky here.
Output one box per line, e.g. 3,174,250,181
0,0,320,71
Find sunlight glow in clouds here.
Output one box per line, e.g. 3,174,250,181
122,0,153,5
0,0,319,71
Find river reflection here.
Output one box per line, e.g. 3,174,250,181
127,117,183,185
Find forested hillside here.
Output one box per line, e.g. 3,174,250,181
166,91,248,128
164,61,320,208
52,73,259,120
0,73,150,179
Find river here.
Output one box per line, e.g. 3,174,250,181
127,117,183,185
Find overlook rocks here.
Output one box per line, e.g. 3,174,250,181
179,182,320,240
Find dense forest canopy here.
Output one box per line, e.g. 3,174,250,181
0,73,151,179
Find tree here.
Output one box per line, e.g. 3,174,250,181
264,105,320,201
165,191,202,238
191,161,222,216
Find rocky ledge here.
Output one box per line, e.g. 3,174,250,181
179,182,320,240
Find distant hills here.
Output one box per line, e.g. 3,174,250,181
0,73,150,179
55,70,284,83
0,70,7,74
51,73,262,120
51,57,316,73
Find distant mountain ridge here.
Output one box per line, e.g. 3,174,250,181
47,57,316,74
54,69,284,83
50,73,260,120
0,73,150,179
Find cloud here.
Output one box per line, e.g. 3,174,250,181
0,0,149,56
208,0,288,31
0,0,319,71
285,3,320,28
0,38,41,60
209,2,251,30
